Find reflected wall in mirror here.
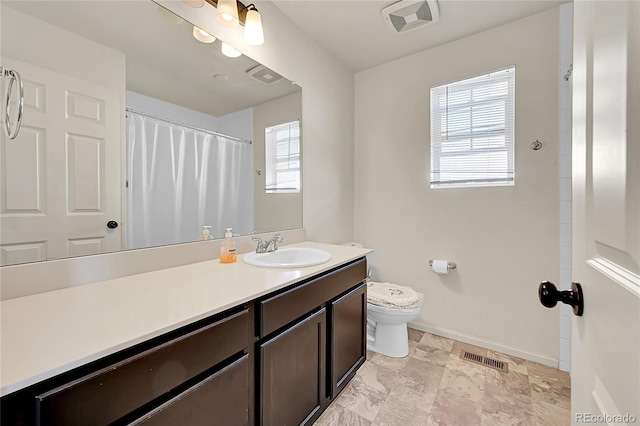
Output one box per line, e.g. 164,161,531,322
0,0,302,266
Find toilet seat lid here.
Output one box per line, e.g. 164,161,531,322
367,281,423,308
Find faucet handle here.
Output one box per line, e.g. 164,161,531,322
272,233,283,251
252,236,266,253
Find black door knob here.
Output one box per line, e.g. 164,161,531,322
538,281,584,316
107,220,119,229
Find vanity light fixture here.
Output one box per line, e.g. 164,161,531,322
192,26,216,43
216,0,239,27
221,42,242,58
243,4,264,46
205,0,265,46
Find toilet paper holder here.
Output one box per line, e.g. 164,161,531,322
429,260,457,270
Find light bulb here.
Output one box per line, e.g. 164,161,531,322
221,42,241,58
192,26,216,43
244,8,264,46
216,0,239,28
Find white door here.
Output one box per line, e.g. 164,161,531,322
0,58,122,265
571,1,640,424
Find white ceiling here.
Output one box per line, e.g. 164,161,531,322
272,0,567,72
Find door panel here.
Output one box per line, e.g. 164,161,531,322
66,133,104,212
2,125,45,213
0,58,122,265
572,0,640,421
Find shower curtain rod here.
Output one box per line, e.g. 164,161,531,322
125,108,252,144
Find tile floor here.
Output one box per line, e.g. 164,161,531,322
315,329,571,426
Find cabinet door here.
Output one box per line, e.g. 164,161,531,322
129,354,249,426
260,308,326,426
329,282,366,399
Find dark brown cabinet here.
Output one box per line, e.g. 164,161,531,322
35,309,249,426
130,354,250,426
1,306,252,426
0,256,368,426
259,309,326,426
256,258,367,425
329,282,366,399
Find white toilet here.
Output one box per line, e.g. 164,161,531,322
366,282,423,358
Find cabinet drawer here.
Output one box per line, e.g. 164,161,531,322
35,309,249,426
129,354,249,426
259,258,366,338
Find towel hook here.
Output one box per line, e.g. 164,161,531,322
531,139,542,151
2,67,24,140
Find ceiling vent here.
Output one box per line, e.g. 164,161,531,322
246,64,284,85
381,0,440,34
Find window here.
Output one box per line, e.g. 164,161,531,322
265,120,300,193
430,67,515,188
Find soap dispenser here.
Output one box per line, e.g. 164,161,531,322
200,226,212,241
220,227,237,263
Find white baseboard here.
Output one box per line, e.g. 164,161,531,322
408,321,559,369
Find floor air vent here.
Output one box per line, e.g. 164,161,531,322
460,351,509,372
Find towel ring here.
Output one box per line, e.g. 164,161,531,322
2,67,24,140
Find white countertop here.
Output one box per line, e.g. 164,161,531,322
0,241,371,397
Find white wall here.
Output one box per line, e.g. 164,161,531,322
127,89,254,143
126,91,221,132
0,5,124,91
252,92,303,233
157,0,355,244
354,9,561,365
218,108,253,143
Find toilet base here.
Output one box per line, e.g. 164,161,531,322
366,320,410,358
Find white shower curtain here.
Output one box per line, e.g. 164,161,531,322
126,112,253,250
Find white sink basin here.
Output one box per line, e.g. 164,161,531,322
243,247,332,269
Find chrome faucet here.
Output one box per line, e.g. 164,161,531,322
265,233,283,252
252,233,283,253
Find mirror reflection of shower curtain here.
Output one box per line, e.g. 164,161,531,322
126,112,253,250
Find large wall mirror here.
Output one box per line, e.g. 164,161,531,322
0,0,302,266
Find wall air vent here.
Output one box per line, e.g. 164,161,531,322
381,0,440,34
246,64,284,85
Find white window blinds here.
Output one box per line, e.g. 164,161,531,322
430,66,515,188
265,120,300,193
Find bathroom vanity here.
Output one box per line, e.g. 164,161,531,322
0,242,369,425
